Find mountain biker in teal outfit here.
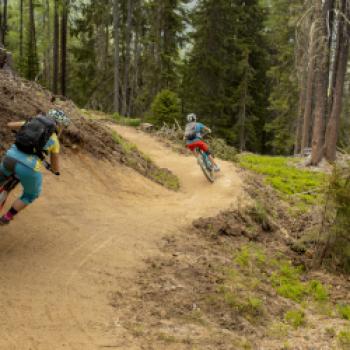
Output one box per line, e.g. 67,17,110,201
0,109,71,225
185,113,220,172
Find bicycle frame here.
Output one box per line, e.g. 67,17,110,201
196,148,215,183
0,175,20,210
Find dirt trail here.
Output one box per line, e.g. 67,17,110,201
0,126,243,350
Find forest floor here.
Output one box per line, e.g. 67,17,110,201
1,69,349,349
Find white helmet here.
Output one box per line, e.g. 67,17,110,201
187,113,197,122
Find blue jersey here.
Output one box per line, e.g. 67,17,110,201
186,122,206,145
6,133,60,172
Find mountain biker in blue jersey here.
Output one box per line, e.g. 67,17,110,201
184,113,220,172
0,109,71,225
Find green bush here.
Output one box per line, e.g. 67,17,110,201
318,163,350,272
209,138,238,162
150,89,181,126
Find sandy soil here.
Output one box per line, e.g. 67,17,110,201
0,126,243,349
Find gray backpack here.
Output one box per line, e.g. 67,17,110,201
184,122,197,141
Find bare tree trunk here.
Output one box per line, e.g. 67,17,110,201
19,0,24,61
324,1,350,162
328,0,346,119
53,0,59,94
0,0,8,46
60,0,68,96
239,57,249,152
0,0,3,47
113,0,120,113
311,0,331,165
27,0,38,80
129,27,141,117
294,84,306,154
43,0,52,86
2,0,7,46
301,21,317,153
122,0,133,116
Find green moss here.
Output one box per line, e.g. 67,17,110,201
238,154,325,208
284,309,305,329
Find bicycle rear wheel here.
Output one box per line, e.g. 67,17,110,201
198,152,214,183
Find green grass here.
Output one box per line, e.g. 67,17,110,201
338,304,350,320
150,168,180,191
284,309,306,329
338,329,350,348
238,154,326,208
112,131,138,153
112,113,141,127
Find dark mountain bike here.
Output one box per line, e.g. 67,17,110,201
196,147,215,183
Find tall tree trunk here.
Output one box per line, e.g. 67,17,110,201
239,55,249,152
0,0,3,46
113,0,120,113
27,0,38,80
53,0,59,94
1,0,7,46
60,0,68,96
44,0,51,87
301,21,317,153
324,1,350,162
19,0,24,61
129,26,141,117
311,0,330,165
122,0,133,116
294,84,306,154
328,0,345,117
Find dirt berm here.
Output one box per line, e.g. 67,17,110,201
0,71,244,349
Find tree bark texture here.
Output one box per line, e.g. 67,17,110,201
122,0,133,116
53,0,59,94
113,0,120,113
311,0,330,165
324,0,350,161
301,21,317,153
61,0,68,96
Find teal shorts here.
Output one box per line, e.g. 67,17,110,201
0,162,42,205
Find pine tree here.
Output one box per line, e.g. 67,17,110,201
264,0,304,154
183,0,270,151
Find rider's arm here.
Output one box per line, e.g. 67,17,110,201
47,133,61,175
50,153,60,174
203,126,212,134
7,121,25,130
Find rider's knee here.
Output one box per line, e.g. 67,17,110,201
20,190,41,204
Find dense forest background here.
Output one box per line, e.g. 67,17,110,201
1,0,350,163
